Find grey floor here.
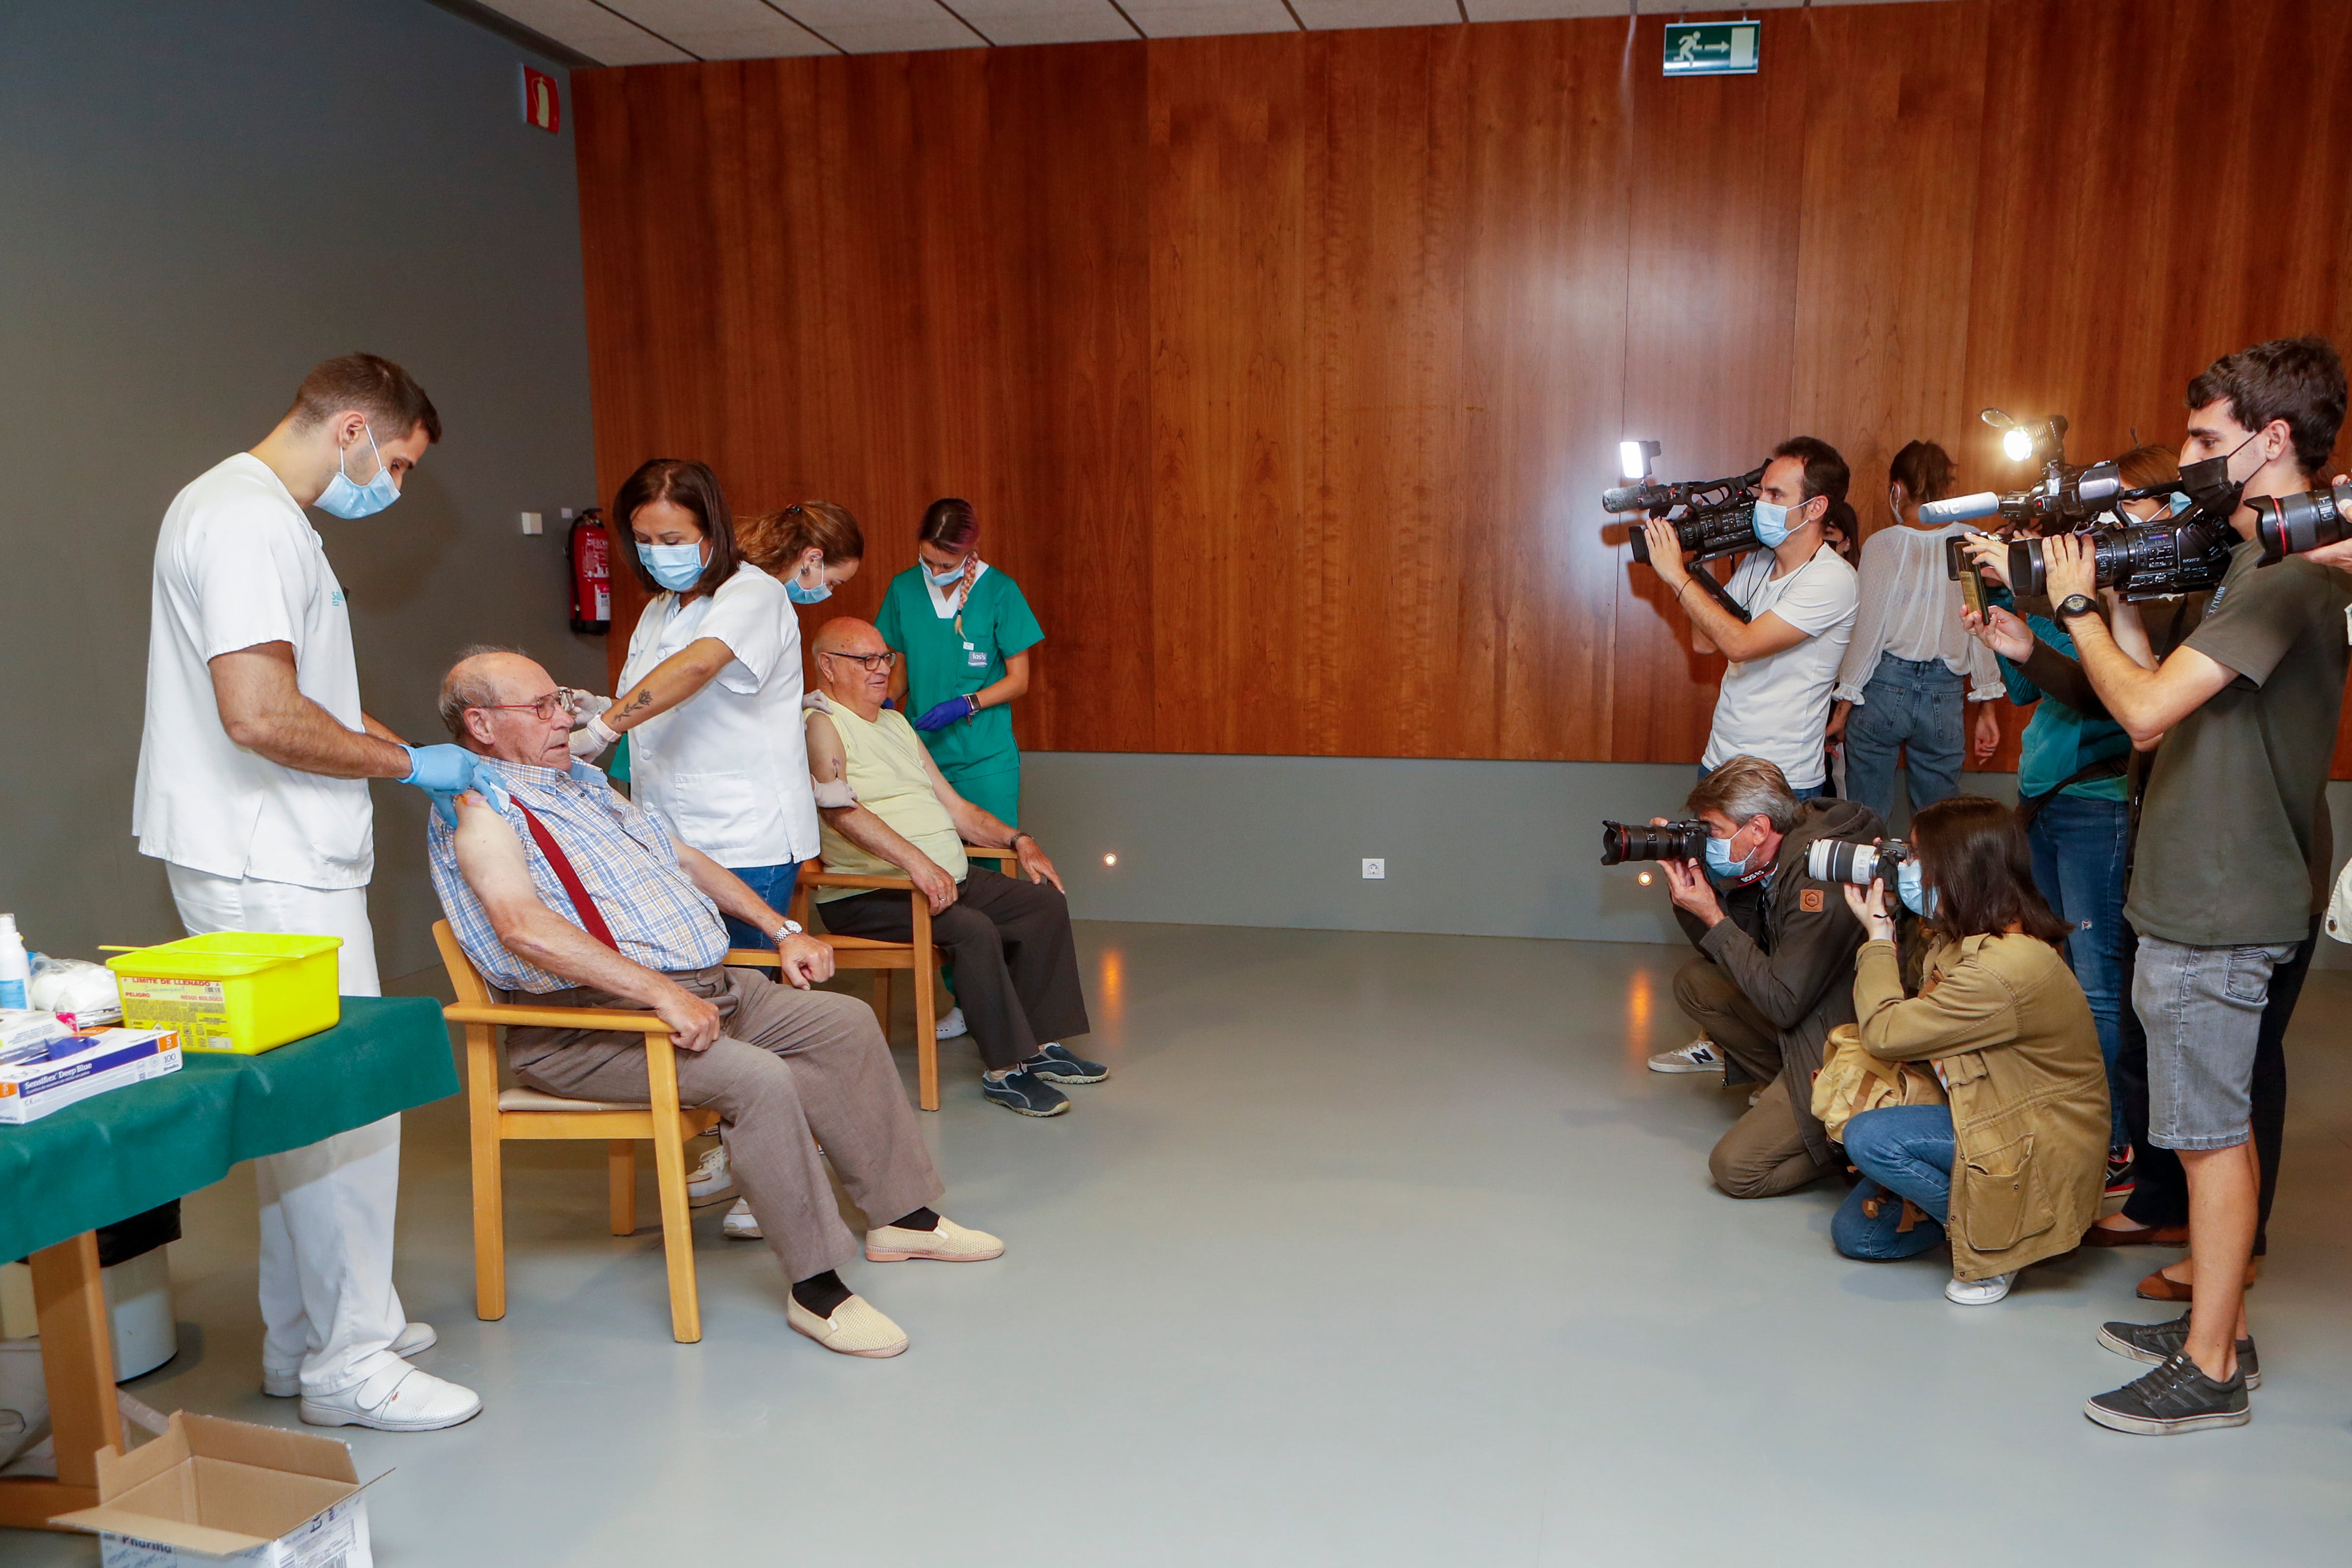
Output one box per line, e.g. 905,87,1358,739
8,922,2351,1567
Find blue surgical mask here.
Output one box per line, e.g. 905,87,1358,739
638,540,707,593
925,561,966,590
785,560,832,605
314,424,401,519
1753,499,1792,548
1705,824,1767,885
1898,859,1938,918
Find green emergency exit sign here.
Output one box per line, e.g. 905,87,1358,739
1663,20,1760,77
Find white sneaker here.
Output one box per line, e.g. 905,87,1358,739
722,1198,763,1240
935,1006,968,1040
1647,1038,1725,1075
688,1143,735,1206
263,1321,437,1398
1945,1271,2016,1306
299,1361,481,1432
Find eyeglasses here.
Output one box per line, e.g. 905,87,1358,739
820,650,897,672
474,689,581,723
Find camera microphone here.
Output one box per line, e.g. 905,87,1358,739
1920,492,2001,525
1602,483,1650,514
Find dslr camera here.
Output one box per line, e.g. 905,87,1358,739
1600,820,1710,867
1805,837,1912,888
2252,481,2352,563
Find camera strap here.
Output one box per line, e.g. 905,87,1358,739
2014,755,2128,829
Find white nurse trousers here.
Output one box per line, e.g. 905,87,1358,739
165,865,407,1397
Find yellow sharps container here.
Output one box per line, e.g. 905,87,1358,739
105,933,344,1054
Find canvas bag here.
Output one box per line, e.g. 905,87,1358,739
1809,1022,1947,1143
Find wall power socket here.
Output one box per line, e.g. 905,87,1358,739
1362,859,1385,880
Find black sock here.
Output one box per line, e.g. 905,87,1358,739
790,1269,852,1318
887,1207,940,1232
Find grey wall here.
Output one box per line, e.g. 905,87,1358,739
0,0,600,982
1024,754,2352,970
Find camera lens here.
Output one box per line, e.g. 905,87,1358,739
1600,820,1708,866
2253,483,2352,563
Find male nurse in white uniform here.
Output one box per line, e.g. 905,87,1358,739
133,354,483,1432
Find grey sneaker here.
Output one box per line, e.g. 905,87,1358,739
2085,1353,2250,1435
1023,1042,1108,1084
2098,1314,2260,1389
1647,1038,1725,1075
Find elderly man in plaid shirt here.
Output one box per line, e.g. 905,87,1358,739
427,648,1002,1359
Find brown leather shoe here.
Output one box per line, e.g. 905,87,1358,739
2085,1222,2189,1248
2135,1261,2259,1302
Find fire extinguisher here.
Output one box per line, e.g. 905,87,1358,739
568,507,611,634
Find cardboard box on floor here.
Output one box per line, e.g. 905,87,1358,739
50,1410,385,1567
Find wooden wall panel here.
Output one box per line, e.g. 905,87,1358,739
576,0,2352,772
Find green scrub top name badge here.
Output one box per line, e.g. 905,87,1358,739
1663,20,1759,77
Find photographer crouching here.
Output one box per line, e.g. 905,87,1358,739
1649,756,1885,1199
2034,336,2350,1436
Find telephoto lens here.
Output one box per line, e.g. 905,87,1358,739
1804,837,1911,888
2252,482,2352,564
1600,819,1711,867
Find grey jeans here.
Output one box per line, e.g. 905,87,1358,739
2133,934,2298,1152
505,967,944,1282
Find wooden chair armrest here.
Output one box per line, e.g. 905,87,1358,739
800,870,916,890
723,949,781,967
963,844,1018,862
442,1002,675,1033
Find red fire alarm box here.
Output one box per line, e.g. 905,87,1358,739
522,66,560,134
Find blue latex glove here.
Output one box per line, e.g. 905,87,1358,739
400,744,477,826
913,695,978,732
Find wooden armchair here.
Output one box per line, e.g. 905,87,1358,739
787,845,1026,1112
433,921,721,1344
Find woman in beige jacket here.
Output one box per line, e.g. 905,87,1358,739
1833,796,2109,1305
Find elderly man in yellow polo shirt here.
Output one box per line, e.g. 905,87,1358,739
803,617,1104,1118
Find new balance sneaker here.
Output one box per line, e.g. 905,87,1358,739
2097,1314,2260,1389
979,1066,1070,1117
2085,1353,2250,1435
2105,1144,2137,1198
1945,1271,2016,1306
1022,1042,1108,1084
1647,1038,1725,1075
265,1322,438,1398
722,1198,763,1240
935,1006,969,1040
689,1143,736,1207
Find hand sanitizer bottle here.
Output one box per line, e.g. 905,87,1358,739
0,916,28,1010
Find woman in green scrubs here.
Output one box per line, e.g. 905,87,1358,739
877,497,1043,825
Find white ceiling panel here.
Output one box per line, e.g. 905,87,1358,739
607,0,834,58
947,0,1142,46
481,0,695,63
1293,0,1460,29
776,0,991,52
1122,0,1303,39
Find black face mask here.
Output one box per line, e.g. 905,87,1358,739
2177,432,2261,520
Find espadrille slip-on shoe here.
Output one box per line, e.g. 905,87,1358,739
787,1293,909,1358
866,1216,1005,1263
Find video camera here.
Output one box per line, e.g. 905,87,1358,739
2252,481,2352,563
1805,837,1913,888
1924,411,2240,602
1600,820,1710,867
1607,441,1765,624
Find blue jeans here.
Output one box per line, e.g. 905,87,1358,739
1695,764,1826,803
1832,1105,1954,1260
1840,656,1964,825
2025,794,2129,1149
720,860,803,950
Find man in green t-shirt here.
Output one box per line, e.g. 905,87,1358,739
2046,337,2349,1437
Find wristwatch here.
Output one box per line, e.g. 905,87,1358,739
2055,593,2099,620
771,919,803,943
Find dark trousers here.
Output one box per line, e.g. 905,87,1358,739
2116,913,2319,1254
819,864,1091,1072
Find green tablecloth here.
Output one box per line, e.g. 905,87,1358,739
0,995,458,1262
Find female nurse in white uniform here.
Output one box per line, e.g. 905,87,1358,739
569,462,861,946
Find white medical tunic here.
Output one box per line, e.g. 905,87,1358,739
134,454,373,889
617,562,821,869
